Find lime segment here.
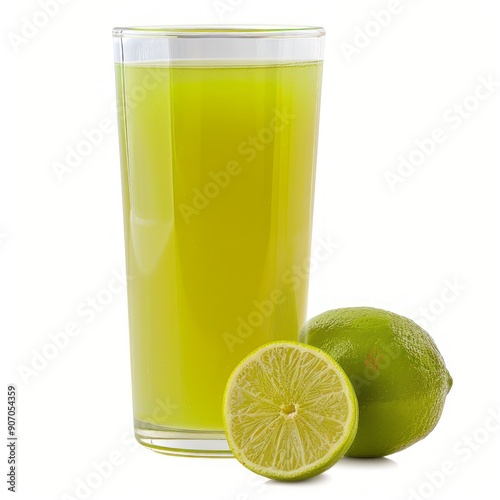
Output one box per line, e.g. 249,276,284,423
223,341,358,481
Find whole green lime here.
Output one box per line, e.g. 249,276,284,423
299,307,453,457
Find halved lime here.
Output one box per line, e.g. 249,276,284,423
222,341,358,481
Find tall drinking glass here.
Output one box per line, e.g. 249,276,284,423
113,25,325,456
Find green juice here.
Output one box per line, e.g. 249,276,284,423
115,60,323,432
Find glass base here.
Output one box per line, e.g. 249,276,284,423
134,418,233,457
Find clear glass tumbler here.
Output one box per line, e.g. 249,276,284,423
113,25,325,456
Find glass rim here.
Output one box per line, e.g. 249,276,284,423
112,25,325,39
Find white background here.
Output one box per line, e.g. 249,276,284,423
2,1,499,499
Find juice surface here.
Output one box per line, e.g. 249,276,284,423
116,60,323,431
